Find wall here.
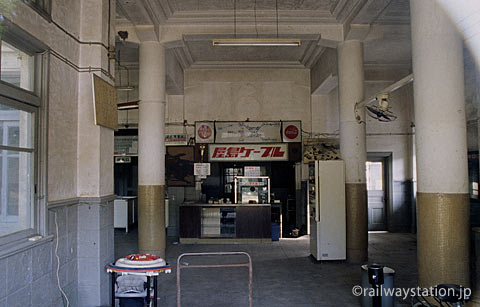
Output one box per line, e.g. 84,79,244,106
183,68,311,129
1,0,116,306
310,48,337,94
310,90,339,136
365,81,415,232
309,77,415,232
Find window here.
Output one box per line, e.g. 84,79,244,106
23,0,51,19
0,104,34,236
0,33,46,243
1,41,34,91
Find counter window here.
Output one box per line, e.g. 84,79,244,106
234,176,270,204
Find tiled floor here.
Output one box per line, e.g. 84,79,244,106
115,229,417,306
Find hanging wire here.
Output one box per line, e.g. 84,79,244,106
116,49,130,87
276,0,279,38
254,0,258,37
234,0,237,38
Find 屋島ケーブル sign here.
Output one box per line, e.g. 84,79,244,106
208,144,288,161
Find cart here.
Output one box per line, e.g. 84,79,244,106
106,256,173,307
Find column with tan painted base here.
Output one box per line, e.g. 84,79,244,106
410,0,470,288
138,39,166,258
337,40,368,263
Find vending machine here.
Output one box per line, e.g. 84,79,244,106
309,160,346,261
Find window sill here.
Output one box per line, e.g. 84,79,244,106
0,234,54,260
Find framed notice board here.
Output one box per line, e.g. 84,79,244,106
92,74,118,130
166,146,195,186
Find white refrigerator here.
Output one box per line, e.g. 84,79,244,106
309,160,346,261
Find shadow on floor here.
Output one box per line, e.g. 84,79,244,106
115,228,417,307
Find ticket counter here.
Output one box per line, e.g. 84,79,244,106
179,203,271,243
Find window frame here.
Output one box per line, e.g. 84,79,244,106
22,0,52,21
0,25,48,247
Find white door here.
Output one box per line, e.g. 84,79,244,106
366,161,386,231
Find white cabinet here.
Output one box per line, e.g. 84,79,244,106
114,197,137,232
309,160,346,261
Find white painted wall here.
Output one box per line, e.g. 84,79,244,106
311,92,339,137
10,0,115,201
10,1,81,201
183,68,311,128
309,81,414,181
48,56,79,200
365,82,414,182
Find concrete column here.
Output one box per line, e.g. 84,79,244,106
76,0,116,305
410,0,470,288
476,69,480,189
138,40,166,258
337,40,367,263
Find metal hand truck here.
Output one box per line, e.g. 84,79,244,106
176,252,253,307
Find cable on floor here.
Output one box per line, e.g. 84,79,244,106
54,210,70,307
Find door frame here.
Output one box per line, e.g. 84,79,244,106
367,152,393,232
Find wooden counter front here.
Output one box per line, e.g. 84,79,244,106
179,204,271,241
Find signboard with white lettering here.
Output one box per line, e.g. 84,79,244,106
215,122,282,143
208,144,288,161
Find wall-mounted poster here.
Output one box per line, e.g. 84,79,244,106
194,163,211,176
244,166,261,177
166,146,195,186
114,136,138,155
303,138,340,162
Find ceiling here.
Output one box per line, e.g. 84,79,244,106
115,0,414,92
117,0,411,25
171,0,337,11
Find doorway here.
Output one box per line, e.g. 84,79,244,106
366,156,390,231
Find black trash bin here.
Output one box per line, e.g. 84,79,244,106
361,265,396,307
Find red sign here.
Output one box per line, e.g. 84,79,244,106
282,121,301,142
209,144,288,161
284,125,299,139
197,124,212,139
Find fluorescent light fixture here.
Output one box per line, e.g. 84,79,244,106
117,101,139,110
212,38,301,47
115,85,135,91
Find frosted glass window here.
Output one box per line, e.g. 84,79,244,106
1,42,34,91
0,104,35,236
